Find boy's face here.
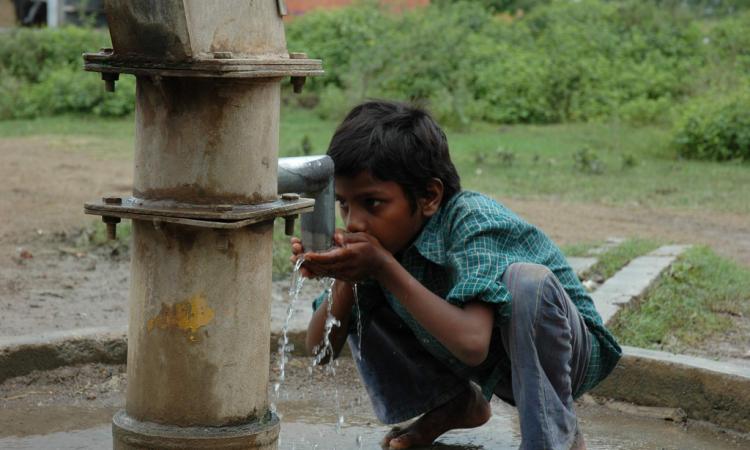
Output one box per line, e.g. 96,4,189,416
335,171,428,255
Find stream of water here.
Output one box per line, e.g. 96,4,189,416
272,256,307,417
276,258,364,446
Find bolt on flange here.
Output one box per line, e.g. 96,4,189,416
289,52,308,93
281,194,301,235
102,72,119,93
102,216,121,240
284,215,298,236
101,196,123,240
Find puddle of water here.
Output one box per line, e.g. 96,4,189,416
0,404,118,439
1,400,748,450
0,425,112,450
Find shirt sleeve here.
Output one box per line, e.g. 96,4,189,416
444,209,517,308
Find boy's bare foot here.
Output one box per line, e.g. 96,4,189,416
570,427,587,450
381,383,491,449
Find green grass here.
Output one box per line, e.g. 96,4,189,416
610,246,750,352
585,238,662,280
2,108,748,213
560,242,603,257
72,218,133,256
450,121,750,214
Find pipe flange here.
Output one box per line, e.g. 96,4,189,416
84,197,314,230
113,410,280,450
83,52,323,80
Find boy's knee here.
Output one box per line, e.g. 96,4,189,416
503,263,554,325
503,263,552,299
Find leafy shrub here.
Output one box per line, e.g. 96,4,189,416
672,91,750,161
1,0,747,128
314,84,353,121
0,26,134,119
618,97,674,126
706,10,750,73
0,26,109,82
287,0,707,124
286,1,393,92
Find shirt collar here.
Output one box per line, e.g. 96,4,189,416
407,202,449,266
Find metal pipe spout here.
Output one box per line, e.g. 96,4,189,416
278,156,335,252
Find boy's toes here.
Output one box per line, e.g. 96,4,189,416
381,426,406,447
388,430,424,449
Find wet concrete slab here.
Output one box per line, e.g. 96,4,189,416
1,360,748,450
1,400,747,450
566,256,598,277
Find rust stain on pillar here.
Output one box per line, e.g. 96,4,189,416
147,294,215,342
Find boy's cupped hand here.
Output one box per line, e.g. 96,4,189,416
290,229,391,282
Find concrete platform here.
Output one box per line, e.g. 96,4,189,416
592,245,690,323
566,256,598,278
594,346,750,433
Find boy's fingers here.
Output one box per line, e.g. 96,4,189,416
303,248,348,264
302,259,358,279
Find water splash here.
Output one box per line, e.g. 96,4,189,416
336,413,345,433
309,277,347,434
353,282,363,361
311,277,339,368
271,256,307,418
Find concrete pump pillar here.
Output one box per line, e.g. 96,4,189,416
82,1,324,449
114,77,280,449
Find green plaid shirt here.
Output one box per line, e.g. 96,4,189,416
316,191,621,398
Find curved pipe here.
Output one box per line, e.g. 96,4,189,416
278,156,335,252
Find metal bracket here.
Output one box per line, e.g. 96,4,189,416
84,196,314,231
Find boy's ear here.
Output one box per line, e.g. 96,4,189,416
419,178,444,218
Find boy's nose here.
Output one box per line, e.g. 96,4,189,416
345,211,367,233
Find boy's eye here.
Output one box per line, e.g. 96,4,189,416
365,199,382,208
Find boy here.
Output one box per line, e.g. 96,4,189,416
291,100,621,449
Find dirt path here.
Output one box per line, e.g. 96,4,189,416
504,198,750,267
0,138,132,257
3,136,747,267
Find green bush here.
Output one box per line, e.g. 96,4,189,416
288,0,706,125
618,96,674,126
707,10,750,74
0,26,109,82
0,26,135,119
672,91,750,161
286,1,393,92
1,0,747,128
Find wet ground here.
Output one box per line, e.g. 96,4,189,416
1,358,748,450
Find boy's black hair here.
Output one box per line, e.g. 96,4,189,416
327,100,461,211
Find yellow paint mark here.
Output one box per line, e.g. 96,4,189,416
147,294,215,342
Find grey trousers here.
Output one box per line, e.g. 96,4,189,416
348,263,591,450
